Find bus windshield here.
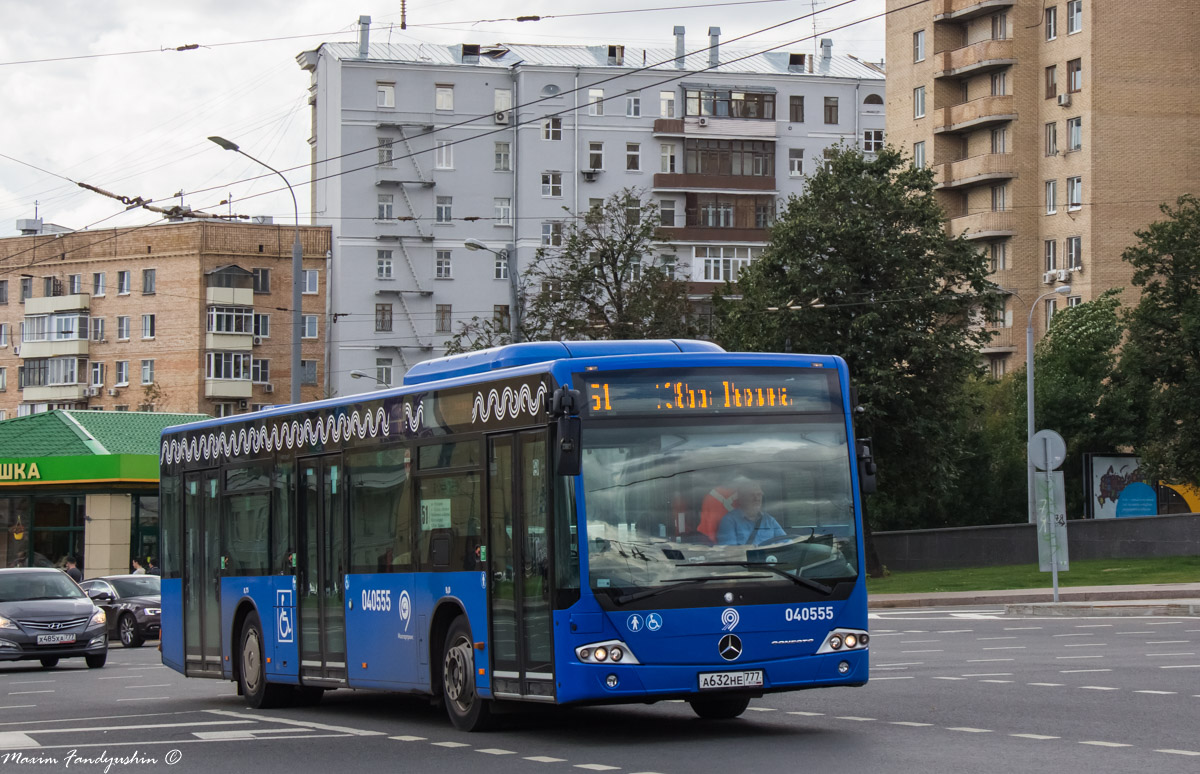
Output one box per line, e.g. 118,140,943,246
582,417,858,605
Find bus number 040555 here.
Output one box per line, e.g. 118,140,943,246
784,605,834,622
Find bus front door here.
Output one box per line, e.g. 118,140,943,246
183,469,222,677
298,455,348,685
487,431,554,701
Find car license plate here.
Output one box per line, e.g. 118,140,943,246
36,634,76,645
698,670,763,690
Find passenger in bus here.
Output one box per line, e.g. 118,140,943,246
716,478,787,546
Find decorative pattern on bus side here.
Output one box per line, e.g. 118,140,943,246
471,383,547,423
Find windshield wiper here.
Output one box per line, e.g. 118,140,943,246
678,562,834,595
614,575,762,605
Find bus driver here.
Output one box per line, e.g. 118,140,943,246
716,478,787,546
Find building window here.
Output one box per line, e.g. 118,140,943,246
1045,65,1057,99
541,172,563,197
494,198,512,226
989,356,1006,380
542,117,563,141
626,143,641,171
991,11,1007,39
1067,117,1082,151
494,254,508,280
697,245,761,282
377,82,394,108
377,137,394,167
435,140,453,169
913,141,925,168
303,270,319,294
436,250,452,279
1067,236,1082,269
91,362,104,387
788,148,804,176
912,87,925,119
1045,122,1058,156
660,91,676,118
301,360,317,385
435,304,452,333
0,280,7,305
990,71,1006,96
494,142,511,171
495,88,512,112
989,241,1007,272
375,358,393,387
588,141,604,170
788,95,804,124
991,184,1007,212
141,359,155,385
0,323,8,346
1045,298,1057,328
588,88,604,116
1067,58,1082,92
117,316,130,340
141,314,155,339
205,352,251,381
825,96,840,124
252,359,270,383
660,143,676,173
116,361,129,385
436,196,453,223
68,274,82,294
1044,240,1058,271
253,314,269,337
118,270,130,294
1046,180,1058,214
863,130,883,152
913,29,925,62
142,269,156,294
1067,176,1082,210
541,222,563,246
378,194,394,220
435,84,454,110
1067,0,1082,34
494,305,511,332
1045,7,1057,40
377,250,393,279
626,96,641,117
302,315,318,339
659,199,677,227
19,276,32,302
1067,295,1082,308
685,89,775,119
375,303,393,332
684,139,774,177
990,126,1006,154
252,268,270,293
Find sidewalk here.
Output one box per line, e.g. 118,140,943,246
869,582,1200,616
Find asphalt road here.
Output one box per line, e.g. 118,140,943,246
2,607,1198,774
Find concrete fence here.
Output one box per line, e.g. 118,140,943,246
872,513,1200,572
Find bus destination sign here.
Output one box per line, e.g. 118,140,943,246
578,368,840,416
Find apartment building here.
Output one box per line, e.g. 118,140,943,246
886,0,1200,376
298,20,885,396
0,220,331,418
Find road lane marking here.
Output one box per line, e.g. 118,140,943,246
889,722,932,727
962,673,1012,677
194,729,314,740
432,742,471,748
1135,690,1176,695
118,697,169,701
1156,749,1200,756
937,629,973,633
976,637,1017,641
1060,669,1111,673
1011,734,1059,740
204,709,384,736
1063,643,1106,648
872,676,914,680
1147,652,1195,657
477,749,517,755
1028,683,1064,686
1117,631,1152,635
1146,641,1190,645
1146,622,1182,626
933,677,966,680
390,736,426,741
967,659,1014,663
979,680,1013,683
131,684,172,688
1053,634,1094,638
575,765,619,771
0,732,38,749
7,691,54,695
746,707,776,712
1056,655,1104,659
1004,627,1041,630
1079,686,1118,691
8,680,54,685
982,647,1025,650
1160,664,1200,669
0,706,35,711
947,727,991,733
1080,741,1131,747
1075,625,1112,628
15,720,252,735
526,757,567,763
835,716,875,721
787,711,824,716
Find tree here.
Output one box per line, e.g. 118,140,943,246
1115,194,1200,483
714,146,998,535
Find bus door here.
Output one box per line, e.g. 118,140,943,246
297,454,348,684
487,431,555,700
183,469,222,676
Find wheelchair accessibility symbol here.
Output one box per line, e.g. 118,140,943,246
646,613,663,632
276,589,294,643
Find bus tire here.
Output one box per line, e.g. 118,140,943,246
688,695,751,720
442,616,492,731
239,610,293,709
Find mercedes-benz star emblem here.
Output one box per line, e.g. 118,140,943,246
718,634,742,661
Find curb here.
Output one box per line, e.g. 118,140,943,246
1006,601,1200,617
869,586,1200,609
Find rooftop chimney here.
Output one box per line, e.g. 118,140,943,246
16,219,42,235
708,27,721,68
820,38,833,61
358,15,371,59
674,26,686,69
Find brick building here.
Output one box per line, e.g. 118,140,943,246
0,220,331,418
885,0,1200,374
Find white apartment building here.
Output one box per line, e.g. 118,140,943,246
298,19,885,396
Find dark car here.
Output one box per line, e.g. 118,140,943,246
80,575,160,648
0,567,108,669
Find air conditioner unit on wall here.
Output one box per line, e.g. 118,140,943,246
1043,271,1057,285
107,388,118,397
494,110,510,125
253,336,263,346
1056,269,1070,282
1057,93,1071,107
697,116,709,127
263,383,274,394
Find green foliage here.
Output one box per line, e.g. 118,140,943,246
1116,194,1200,483
952,373,1026,525
714,146,998,531
443,315,513,355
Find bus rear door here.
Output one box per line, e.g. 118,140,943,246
298,454,348,685
183,469,222,677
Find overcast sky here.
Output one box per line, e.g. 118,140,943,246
0,0,884,238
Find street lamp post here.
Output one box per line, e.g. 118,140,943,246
463,239,521,342
1027,285,1072,525
209,136,303,406
350,369,390,389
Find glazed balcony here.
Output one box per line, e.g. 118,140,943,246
934,39,1015,79
653,173,776,192
946,210,1015,240
934,153,1016,190
934,0,1015,22
981,324,1017,352
932,95,1016,135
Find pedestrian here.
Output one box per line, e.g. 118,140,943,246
147,557,161,576
131,558,146,575
64,556,83,583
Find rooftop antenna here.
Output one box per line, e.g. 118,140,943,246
34,199,38,219
400,0,407,30
812,1,819,61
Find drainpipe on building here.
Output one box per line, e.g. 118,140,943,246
574,68,580,219
510,60,522,342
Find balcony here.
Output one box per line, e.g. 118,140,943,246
981,324,1017,352
22,384,86,403
206,287,253,307
17,338,89,360
934,39,1015,79
376,165,434,187
934,153,1016,190
205,379,253,399
24,294,90,315
932,95,1016,135
934,0,1015,22
653,173,776,192
653,118,685,136
946,210,1015,240
659,225,768,243
654,117,777,139
205,332,254,351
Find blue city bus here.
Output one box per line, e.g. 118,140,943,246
158,340,873,730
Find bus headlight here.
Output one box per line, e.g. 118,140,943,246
817,628,869,655
576,640,640,665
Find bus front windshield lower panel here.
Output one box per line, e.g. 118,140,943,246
582,418,858,606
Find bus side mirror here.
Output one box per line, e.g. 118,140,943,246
556,415,582,476
857,438,877,495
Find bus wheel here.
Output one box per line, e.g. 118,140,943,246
688,695,751,720
239,611,294,709
442,617,492,731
